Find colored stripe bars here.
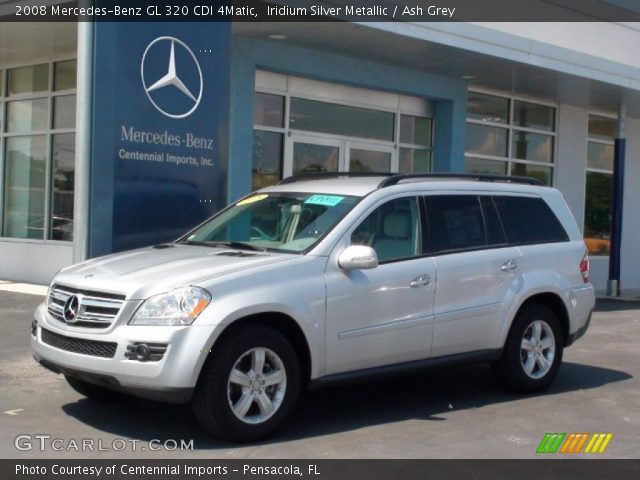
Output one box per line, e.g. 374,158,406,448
537,433,613,454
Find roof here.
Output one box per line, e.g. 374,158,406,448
260,174,552,197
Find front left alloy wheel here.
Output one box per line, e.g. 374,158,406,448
192,325,300,442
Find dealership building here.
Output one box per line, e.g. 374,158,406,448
0,5,639,295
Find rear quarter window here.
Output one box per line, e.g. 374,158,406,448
493,195,569,245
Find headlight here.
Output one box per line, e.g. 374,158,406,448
129,286,211,326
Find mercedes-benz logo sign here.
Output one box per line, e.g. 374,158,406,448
63,295,80,323
141,36,203,119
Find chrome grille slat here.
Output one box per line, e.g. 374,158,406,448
76,315,112,322
81,298,122,308
47,284,125,329
49,303,63,313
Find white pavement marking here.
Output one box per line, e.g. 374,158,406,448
0,282,47,296
4,409,24,416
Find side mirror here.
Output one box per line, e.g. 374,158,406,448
338,245,378,270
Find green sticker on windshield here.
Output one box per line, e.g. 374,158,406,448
304,194,344,207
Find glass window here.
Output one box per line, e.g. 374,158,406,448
467,92,509,124
400,114,431,146
465,123,508,157
425,195,486,252
399,148,430,173
479,196,506,246
513,100,555,131
292,142,339,175
290,97,394,141
7,64,49,96
588,115,616,141
584,172,612,255
464,156,507,175
349,149,391,172
3,136,48,239
50,134,75,241
510,162,553,186
466,92,556,185
252,130,283,191
587,142,614,171
511,131,554,163
6,98,49,133
182,192,359,253
54,60,76,91
54,95,76,129
351,197,420,263
493,196,568,245
0,69,3,96
253,92,284,128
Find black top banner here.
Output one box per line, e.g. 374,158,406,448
3,0,640,22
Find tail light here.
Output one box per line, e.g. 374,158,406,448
580,253,590,283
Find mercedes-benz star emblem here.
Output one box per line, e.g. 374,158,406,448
63,295,80,323
141,36,203,119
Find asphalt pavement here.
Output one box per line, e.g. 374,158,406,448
1,290,638,458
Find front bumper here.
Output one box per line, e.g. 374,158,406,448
31,303,221,401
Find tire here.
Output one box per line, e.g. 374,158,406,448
65,375,124,402
191,325,301,442
493,304,564,393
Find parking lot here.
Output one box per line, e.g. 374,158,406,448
0,288,638,459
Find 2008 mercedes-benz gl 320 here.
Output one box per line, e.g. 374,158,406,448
32,173,595,442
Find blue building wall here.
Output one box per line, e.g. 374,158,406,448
88,23,230,257
228,36,468,202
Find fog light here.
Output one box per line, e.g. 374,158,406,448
135,344,150,360
31,320,37,337
125,342,168,362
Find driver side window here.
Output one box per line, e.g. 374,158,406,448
351,197,421,263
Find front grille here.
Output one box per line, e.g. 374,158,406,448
41,328,117,358
47,283,125,329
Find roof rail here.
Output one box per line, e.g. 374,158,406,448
277,171,394,185
377,173,544,188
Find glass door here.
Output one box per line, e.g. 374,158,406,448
285,134,396,177
346,141,395,173
285,134,344,177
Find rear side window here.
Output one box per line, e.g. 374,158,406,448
493,196,569,245
425,195,486,252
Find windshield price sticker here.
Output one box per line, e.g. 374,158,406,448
305,195,345,207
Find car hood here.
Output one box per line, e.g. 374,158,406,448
53,244,297,299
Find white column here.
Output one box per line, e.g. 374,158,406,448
72,21,93,263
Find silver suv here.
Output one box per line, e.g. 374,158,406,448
32,173,595,442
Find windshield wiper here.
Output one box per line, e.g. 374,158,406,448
181,240,267,252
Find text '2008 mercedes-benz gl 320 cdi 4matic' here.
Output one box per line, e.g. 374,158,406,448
32,173,595,442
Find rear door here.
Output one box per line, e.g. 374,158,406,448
427,194,522,357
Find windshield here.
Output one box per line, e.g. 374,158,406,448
179,192,359,253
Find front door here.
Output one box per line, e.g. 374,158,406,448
324,195,436,375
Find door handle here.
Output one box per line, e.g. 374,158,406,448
500,259,518,272
410,274,431,288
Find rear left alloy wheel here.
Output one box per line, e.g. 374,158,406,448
192,325,300,442
493,304,564,392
